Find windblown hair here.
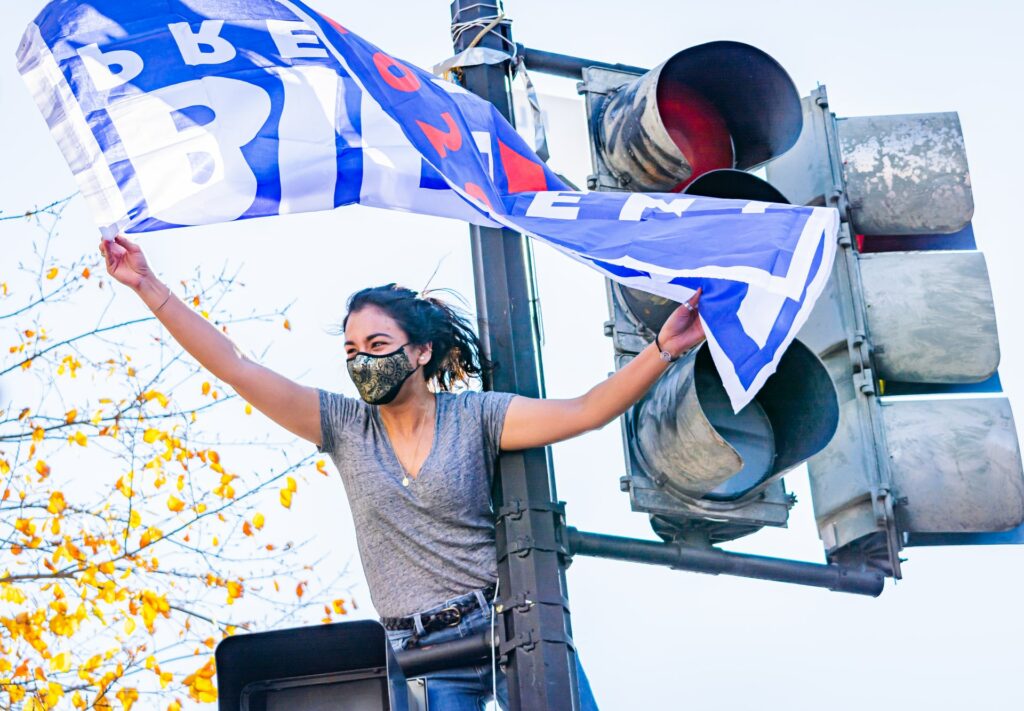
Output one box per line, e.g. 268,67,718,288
342,284,489,392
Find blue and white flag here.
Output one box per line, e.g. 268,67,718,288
17,0,838,411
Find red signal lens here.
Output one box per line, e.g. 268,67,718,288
657,80,734,191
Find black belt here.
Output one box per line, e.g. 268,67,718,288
382,585,496,633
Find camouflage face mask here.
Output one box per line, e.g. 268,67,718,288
346,345,418,405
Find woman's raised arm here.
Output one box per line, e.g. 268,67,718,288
101,236,321,446
499,289,703,452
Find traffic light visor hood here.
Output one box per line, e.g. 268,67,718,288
597,41,803,191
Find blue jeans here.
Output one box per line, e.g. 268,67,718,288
387,597,599,710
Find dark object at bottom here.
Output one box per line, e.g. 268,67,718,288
216,620,409,711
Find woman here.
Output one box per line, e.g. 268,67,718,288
100,235,705,710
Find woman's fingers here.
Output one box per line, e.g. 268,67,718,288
687,287,703,310
113,234,141,253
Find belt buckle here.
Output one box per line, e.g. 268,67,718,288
436,605,462,627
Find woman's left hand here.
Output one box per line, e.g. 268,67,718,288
656,287,705,360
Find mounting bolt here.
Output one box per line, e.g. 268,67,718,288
619,476,631,492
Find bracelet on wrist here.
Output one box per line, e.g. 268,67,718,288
655,334,679,363
152,286,173,314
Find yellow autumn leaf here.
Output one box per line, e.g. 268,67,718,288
316,459,328,476
201,381,211,395
253,512,265,530
166,496,185,513
279,488,292,509
35,460,51,478
283,318,291,330
296,581,307,599
143,428,161,444
286,476,297,493
244,403,253,415
139,526,163,547
46,267,58,280
332,599,348,615
242,521,253,536
116,686,139,711
129,510,142,529
142,390,170,408
124,617,136,634
65,408,77,423
50,651,71,673
47,491,67,514
72,430,88,447
183,659,218,703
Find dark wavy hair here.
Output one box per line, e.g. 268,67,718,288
341,284,489,392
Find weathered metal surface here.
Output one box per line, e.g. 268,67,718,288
594,41,802,191
597,56,697,191
838,112,974,236
634,348,746,496
883,398,1024,532
765,95,831,207
806,351,882,553
633,341,838,499
859,250,999,383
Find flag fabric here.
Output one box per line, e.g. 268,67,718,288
16,0,838,411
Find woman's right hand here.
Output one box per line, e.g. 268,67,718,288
99,235,153,291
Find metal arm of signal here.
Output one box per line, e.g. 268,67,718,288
566,527,885,597
517,44,647,79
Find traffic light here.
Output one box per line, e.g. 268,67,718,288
766,87,1024,576
580,42,840,543
215,620,416,710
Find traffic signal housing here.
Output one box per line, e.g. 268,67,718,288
580,43,841,542
766,87,1024,575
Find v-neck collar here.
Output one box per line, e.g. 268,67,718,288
372,394,441,483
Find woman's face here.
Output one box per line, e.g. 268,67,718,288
343,305,431,366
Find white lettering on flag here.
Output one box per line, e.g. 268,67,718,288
105,78,269,225
77,43,144,90
274,66,340,213
168,20,237,66
267,19,328,59
618,194,696,221
526,192,581,220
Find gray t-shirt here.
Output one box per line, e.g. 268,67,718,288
318,388,515,618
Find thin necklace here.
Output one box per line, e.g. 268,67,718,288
400,398,434,487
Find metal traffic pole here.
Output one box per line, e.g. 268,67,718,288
449,2,579,709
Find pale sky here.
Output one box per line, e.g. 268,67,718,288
2,1,1023,709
